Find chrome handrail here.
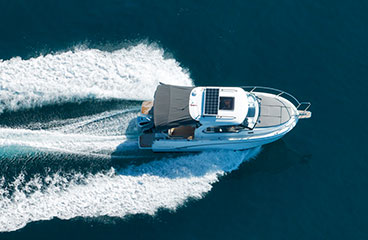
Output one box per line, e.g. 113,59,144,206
241,86,311,113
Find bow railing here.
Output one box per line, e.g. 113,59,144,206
241,86,311,114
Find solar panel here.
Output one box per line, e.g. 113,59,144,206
204,88,219,115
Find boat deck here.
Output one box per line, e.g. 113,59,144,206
254,92,296,127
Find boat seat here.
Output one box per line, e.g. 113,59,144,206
141,101,153,115
168,126,195,139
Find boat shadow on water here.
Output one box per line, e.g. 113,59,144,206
233,139,312,179
111,118,312,179
0,140,311,185
0,115,311,188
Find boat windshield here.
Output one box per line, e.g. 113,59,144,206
242,93,260,129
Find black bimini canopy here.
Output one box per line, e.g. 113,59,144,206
153,84,196,130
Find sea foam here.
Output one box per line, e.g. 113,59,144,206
0,107,139,157
0,44,259,233
0,43,192,113
0,148,260,232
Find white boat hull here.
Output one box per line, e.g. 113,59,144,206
137,85,311,153
150,117,298,152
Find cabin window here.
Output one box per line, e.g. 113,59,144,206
219,97,234,111
204,125,244,133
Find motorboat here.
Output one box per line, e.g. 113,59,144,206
136,83,311,152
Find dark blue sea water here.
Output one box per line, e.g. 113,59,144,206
0,0,368,239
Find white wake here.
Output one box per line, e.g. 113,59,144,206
0,148,260,232
0,44,260,233
0,108,139,157
0,43,192,113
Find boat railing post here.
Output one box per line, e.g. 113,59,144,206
241,86,310,114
